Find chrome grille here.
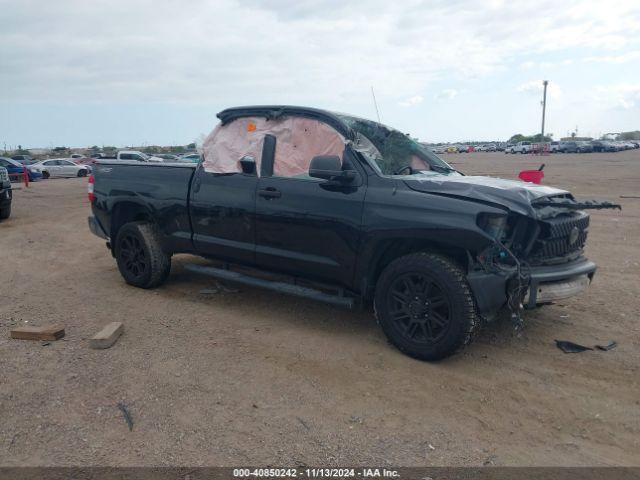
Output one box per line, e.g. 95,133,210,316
0,167,8,183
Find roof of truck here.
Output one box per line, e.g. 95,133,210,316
217,105,356,140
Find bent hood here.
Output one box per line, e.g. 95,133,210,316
404,174,569,217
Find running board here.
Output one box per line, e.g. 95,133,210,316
184,264,356,309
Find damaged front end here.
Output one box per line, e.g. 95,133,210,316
467,194,620,325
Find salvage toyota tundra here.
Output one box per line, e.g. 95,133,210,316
87,106,619,361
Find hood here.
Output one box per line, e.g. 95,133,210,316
404,174,569,217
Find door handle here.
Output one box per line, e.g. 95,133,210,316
258,188,281,199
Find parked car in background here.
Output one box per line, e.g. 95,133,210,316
71,154,84,159
485,144,497,152
116,151,164,162
73,157,100,172
0,157,43,181
475,145,487,152
430,146,446,155
561,141,579,153
445,146,458,153
13,158,37,166
549,141,561,153
0,166,11,220
590,140,616,152
508,141,532,154
576,141,594,153
11,154,33,163
30,159,89,179
153,154,181,162
179,153,202,163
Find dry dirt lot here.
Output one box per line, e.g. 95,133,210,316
1,151,639,467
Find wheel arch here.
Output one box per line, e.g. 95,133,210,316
360,237,473,302
110,201,154,241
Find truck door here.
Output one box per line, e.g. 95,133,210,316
190,164,258,264
254,127,366,288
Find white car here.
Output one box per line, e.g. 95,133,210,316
30,159,89,179
508,141,533,154
116,150,164,162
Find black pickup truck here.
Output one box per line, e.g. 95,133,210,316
88,106,616,361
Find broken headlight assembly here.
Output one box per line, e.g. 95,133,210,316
477,213,509,240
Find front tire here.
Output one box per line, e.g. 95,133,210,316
42,171,50,179
0,204,10,220
374,253,478,361
114,222,171,288
77,169,87,177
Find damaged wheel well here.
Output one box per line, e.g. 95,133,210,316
364,239,471,301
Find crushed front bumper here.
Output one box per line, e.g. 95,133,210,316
468,257,597,314
524,258,596,308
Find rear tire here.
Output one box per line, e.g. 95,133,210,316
0,204,10,220
114,222,171,288
374,253,478,361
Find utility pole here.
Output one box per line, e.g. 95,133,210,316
541,80,548,139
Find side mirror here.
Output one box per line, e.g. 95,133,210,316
240,155,256,175
309,155,355,183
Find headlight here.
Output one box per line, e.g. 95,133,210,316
477,213,508,240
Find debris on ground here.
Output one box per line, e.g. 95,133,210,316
296,417,310,431
199,281,240,295
555,340,593,353
595,341,618,351
90,322,124,349
483,454,498,465
117,401,134,431
555,339,618,353
349,415,363,424
10,325,65,341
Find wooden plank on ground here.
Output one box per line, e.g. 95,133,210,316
89,322,124,349
10,325,65,341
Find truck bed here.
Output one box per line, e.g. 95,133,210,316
91,161,197,253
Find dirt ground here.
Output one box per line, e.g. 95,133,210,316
1,151,639,467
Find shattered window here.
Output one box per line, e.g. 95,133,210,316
337,114,456,176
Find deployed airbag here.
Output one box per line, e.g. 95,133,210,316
202,116,346,177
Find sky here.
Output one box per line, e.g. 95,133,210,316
1,0,639,148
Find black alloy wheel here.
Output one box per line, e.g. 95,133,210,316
387,272,451,344
118,234,147,280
